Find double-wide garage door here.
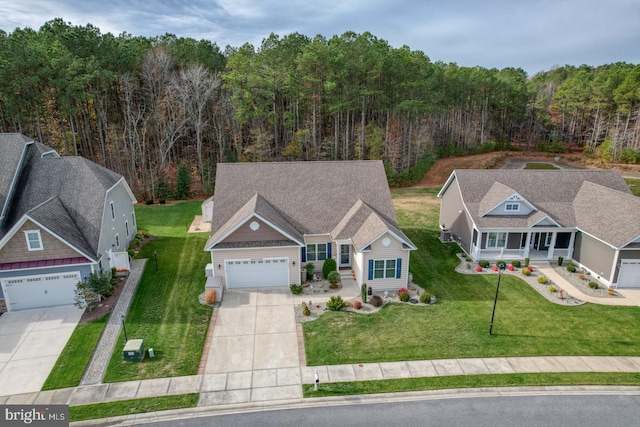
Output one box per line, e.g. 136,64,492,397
618,260,640,288
225,258,289,288
1,272,80,311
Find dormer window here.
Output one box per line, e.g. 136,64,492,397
505,203,520,212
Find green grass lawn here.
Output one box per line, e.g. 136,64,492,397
625,178,640,197
69,393,198,422
42,314,109,390
303,187,640,365
103,201,212,382
524,162,558,169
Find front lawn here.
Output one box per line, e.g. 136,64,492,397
303,188,640,365
625,178,640,197
42,314,109,390
103,201,212,382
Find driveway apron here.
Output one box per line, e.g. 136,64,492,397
205,287,299,374
0,305,83,397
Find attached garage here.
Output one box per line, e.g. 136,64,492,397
1,271,80,311
225,258,289,288
617,259,640,288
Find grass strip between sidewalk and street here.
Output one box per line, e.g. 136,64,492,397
302,372,640,398
69,393,199,422
41,314,109,390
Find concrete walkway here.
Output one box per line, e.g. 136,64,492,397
4,356,640,408
79,259,147,385
537,262,639,306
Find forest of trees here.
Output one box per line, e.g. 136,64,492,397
1,19,639,197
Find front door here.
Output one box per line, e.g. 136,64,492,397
340,244,351,266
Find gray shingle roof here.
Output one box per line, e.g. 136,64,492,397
478,182,515,215
1,134,124,258
208,161,414,249
0,133,34,225
451,169,638,248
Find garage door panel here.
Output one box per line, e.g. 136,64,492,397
1,272,80,311
618,260,640,288
225,258,288,288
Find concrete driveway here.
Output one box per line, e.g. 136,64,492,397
0,305,84,397
205,287,299,374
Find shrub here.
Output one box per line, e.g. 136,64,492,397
326,295,345,311
397,288,409,297
478,260,490,268
419,291,432,304
567,260,575,268
524,257,530,267
305,263,315,279
511,260,521,268
159,199,166,204
146,199,154,205
492,265,499,272
302,302,310,316
327,271,341,288
353,300,362,310
589,281,599,289
538,276,548,284
127,249,135,257
290,284,304,294
548,285,557,292
475,265,483,272
579,273,586,281
557,256,564,266
507,265,515,271
205,289,218,304
175,163,191,199
496,260,507,268
139,229,151,238
522,268,532,276
369,295,383,307
399,291,410,302
361,283,367,304
344,300,351,307
567,265,577,273
323,258,337,279
133,238,141,247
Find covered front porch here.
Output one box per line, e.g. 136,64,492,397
470,228,575,261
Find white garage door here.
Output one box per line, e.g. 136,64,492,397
1,272,80,311
618,260,640,288
225,258,289,288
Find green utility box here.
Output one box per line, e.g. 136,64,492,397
123,339,144,362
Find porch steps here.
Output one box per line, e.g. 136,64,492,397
340,269,356,281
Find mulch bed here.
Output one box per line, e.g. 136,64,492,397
79,275,127,323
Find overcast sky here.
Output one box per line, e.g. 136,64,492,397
1,0,639,76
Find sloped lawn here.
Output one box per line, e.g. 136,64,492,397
103,201,212,382
303,188,640,365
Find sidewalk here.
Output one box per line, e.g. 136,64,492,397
3,355,640,408
80,259,147,385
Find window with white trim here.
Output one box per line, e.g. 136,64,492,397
115,233,120,248
486,232,507,248
131,211,136,228
25,230,43,251
125,220,130,237
505,203,520,212
545,233,553,246
373,259,397,279
110,201,115,220
306,243,327,261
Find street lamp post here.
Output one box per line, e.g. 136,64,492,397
489,263,506,335
120,313,128,343
154,250,158,272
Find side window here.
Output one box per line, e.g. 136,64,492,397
110,201,115,220
25,230,43,251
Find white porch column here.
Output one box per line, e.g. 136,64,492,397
547,232,557,260
475,229,483,259
567,232,576,260
524,232,532,259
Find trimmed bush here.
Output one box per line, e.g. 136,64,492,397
305,263,315,279
302,302,310,316
524,257,530,267
507,265,515,271
538,276,548,284
567,265,577,273
326,295,345,311
205,289,218,304
323,258,337,279
361,283,367,304
399,291,410,302
369,295,383,307
589,281,599,289
145,199,154,205
475,265,483,272
419,291,432,304
522,268,532,276
290,284,304,294
548,285,557,293
557,256,564,266
127,249,135,257
327,271,341,288
478,260,490,268
511,260,521,268
353,300,362,310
